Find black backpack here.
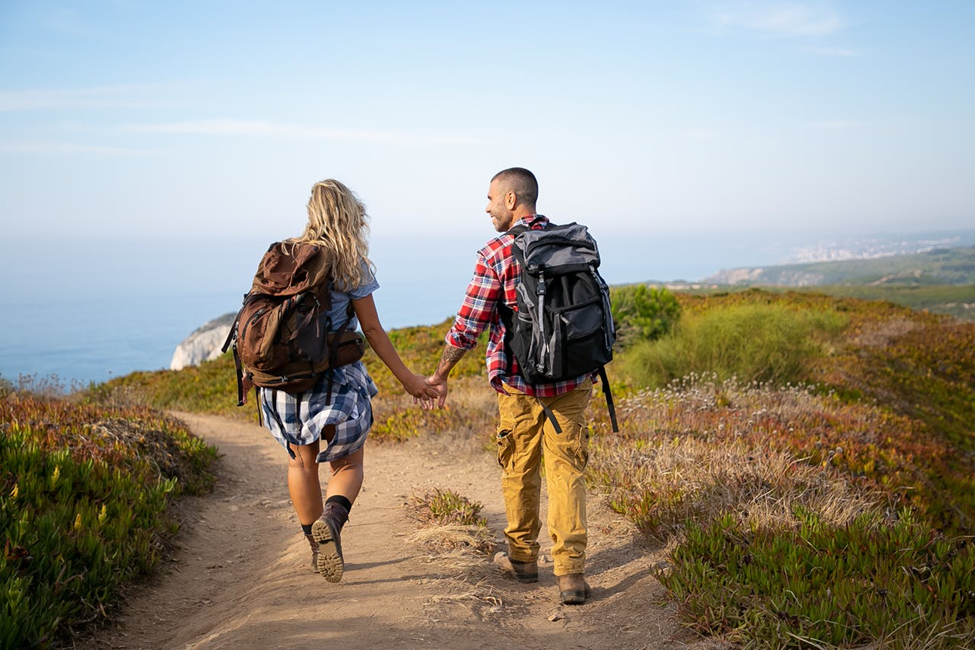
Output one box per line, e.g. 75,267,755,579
500,219,619,432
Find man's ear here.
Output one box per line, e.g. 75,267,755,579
505,191,517,209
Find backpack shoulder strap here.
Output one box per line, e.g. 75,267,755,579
506,216,550,237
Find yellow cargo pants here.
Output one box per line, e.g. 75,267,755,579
496,379,592,577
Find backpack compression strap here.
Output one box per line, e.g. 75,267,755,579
597,366,619,433
538,369,618,435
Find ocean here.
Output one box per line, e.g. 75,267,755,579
0,229,870,388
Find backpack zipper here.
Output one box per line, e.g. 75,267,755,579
239,306,267,342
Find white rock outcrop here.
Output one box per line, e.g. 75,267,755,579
170,313,236,371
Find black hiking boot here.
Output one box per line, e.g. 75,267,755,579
312,502,349,583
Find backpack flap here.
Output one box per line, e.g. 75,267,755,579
252,242,331,296
517,224,600,275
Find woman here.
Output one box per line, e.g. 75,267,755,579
258,179,440,583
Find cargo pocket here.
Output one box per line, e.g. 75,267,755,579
497,429,514,471
569,427,590,470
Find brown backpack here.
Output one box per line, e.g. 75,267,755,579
222,241,365,405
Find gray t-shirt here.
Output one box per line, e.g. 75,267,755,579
328,264,379,331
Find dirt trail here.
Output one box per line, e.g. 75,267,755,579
92,413,727,650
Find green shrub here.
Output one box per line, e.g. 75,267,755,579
610,284,681,346
620,302,847,388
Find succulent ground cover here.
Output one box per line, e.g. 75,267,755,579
0,393,217,648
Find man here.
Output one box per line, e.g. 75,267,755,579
427,167,594,605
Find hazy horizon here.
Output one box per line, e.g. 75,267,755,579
2,225,972,302
2,225,972,386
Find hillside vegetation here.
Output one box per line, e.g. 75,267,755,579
5,285,974,647
791,284,975,321
697,245,975,322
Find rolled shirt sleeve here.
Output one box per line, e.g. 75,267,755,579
446,250,501,351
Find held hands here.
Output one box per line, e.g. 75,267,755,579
425,374,448,410
405,372,445,410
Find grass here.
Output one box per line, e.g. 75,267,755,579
89,316,493,436
86,354,245,420
590,377,893,539
679,280,975,321
618,300,848,388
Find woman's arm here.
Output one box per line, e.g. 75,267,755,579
352,294,442,403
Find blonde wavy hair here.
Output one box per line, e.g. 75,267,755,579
288,179,374,290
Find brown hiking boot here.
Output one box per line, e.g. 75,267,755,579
312,502,349,583
493,552,539,583
557,573,591,605
304,533,320,573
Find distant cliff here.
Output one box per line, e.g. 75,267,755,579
703,246,975,287
170,313,236,370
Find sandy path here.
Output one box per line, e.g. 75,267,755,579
91,412,728,650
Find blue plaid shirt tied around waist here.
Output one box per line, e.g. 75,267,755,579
259,360,378,463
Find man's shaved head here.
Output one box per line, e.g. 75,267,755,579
491,167,538,210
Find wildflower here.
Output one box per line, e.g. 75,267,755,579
73,513,83,530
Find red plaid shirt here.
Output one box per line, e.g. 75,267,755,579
445,215,590,397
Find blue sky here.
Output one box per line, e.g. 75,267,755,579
1,0,973,248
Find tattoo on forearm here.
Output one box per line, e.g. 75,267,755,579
436,345,467,378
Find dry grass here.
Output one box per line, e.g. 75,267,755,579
596,434,881,547
590,375,891,544
850,316,920,348
407,488,495,556
407,524,497,563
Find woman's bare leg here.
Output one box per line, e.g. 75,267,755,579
287,440,323,526
325,445,364,503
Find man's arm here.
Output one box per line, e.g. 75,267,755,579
429,249,502,408
435,344,468,378
427,344,468,408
